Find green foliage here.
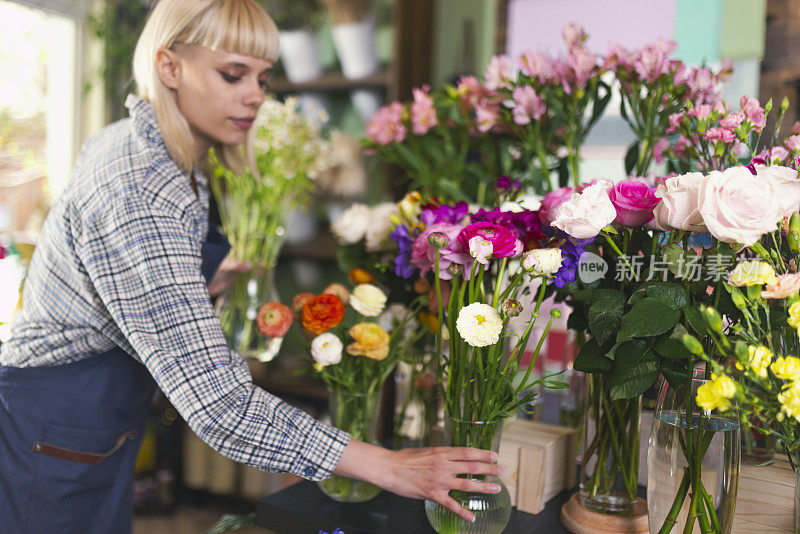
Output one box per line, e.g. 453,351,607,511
587,297,624,346
573,338,613,374
258,0,321,30
617,299,680,342
609,340,659,400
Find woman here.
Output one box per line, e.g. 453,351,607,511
0,1,500,532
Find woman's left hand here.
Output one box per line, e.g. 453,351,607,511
207,256,251,297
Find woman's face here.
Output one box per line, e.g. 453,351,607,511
160,44,273,157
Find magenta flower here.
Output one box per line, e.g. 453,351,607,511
458,222,523,259
512,86,546,125
410,87,438,135
365,102,406,145
538,186,575,226
608,180,660,227
411,223,471,280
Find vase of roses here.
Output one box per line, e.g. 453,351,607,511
391,187,566,533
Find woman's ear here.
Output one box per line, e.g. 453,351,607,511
155,48,181,90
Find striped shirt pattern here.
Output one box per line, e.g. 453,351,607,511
0,95,349,480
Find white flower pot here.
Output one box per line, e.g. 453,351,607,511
278,29,322,83
331,19,379,79
351,88,382,124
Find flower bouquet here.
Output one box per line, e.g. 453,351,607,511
257,278,418,502
211,96,333,360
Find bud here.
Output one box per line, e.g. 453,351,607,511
764,98,773,114
730,289,747,310
682,334,704,356
447,263,461,276
781,96,790,113
501,299,523,318
550,308,562,319
703,307,723,333
428,231,450,249
790,213,800,236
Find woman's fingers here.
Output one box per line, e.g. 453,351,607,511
442,446,498,463
434,491,477,523
452,460,502,479
450,476,502,495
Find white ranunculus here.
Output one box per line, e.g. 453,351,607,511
331,203,370,244
653,172,707,231
756,165,800,218
522,248,563,276
552,180,617,239
455,302,503,347
310,333,343,367
469,236,494,265
365,202,400,252
698,166,783,246
350,284,388,317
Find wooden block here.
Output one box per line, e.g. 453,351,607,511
517,446,547,515
732,460,795,533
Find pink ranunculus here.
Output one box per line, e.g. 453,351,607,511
704,127,736,144
720,110,745,131
740,96,766,132
786,135,800,152
653,172,707,231
762,273,800,299
538,186,575,226
562,22,586,50
698,166,783,245
365,102,407,145
756,165,800,217
411,223,471,280
771,146,790,164
458,222,523,259
653,137,670,164
552,180,617,239
608,180,660,227
484,54,513,91
475,98,501,132
410,87,438,135
512,86,546,125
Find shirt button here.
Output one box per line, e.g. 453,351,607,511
304,466,316,477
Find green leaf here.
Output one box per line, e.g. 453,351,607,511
644,283,688,310
654,335,692,360
624,141,639,175
567,308,589,332
661,359,691,390
662,243,685,276
617,300,680,342
588,298,625,346
609,340,660,399
684,307,707,335
573,338,613,374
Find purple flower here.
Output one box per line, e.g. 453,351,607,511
419,202,469,226
554,238,594,288
472,208,545,248
390,224,419,279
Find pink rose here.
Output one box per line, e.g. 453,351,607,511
365,102,406,145
410,87,438,135
762,273,800,299
411,223,471,280
458,222,523,259
698,166,783,245
653,172,707,231
538,186,575,226
552,180,617,239
756,165,800,217
608,180,660,227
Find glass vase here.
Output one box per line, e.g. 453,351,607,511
424,417,511,534
795,470,800,534
647,371,740,534
215,261,283,362
316,387,383,503
579,372,642,514
393,359,438,448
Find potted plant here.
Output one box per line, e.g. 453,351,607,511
262,0,323,83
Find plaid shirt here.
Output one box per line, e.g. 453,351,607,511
0,95,349,480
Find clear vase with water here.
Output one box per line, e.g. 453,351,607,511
424,417,511,534
647,371,740,534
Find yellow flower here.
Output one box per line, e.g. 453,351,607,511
771,356,800,381
696,374,736,412
398,192,422,223
346,322,390,360
788,302,800,331
778,380,800,422
728,260,778,287
747,345,773,378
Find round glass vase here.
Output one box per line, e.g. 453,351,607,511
316,387,383,503
424,417,511,534
215,261,283,362
647,372,740,534
579,372,642,514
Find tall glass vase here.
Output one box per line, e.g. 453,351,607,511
317,387,383,503
393,359,437,449
579,372,642,514
424,417,511,534
647,372,740,534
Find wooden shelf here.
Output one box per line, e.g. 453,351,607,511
269,70,392,94
280,232,338,261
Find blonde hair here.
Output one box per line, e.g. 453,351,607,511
132,0,280,173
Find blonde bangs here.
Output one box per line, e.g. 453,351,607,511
180,0,280,63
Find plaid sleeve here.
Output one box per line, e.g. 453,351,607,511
76,187,349,480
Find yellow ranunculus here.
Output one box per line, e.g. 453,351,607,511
771,356,800,381
696,374,736,412
728,261,778,287
778,380,800,422
747,345,773,378
346,322,390,360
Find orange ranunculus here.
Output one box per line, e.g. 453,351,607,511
323,283,350,305
257,302,294,338
346,322,390,360
349,268,375,285
302,294,345,334
291,292,315,318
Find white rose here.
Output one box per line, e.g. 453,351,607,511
310,333,343,367
365,202,400,252
756,165,800,218
523,248,563,275
350,284,387,317
455,302,503,347
552,180,617,239
331,203,369,244
653,172,707,231
697,166,783,245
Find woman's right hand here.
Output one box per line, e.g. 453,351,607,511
333,439,502,523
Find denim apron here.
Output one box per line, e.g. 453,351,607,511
0,225,229,534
